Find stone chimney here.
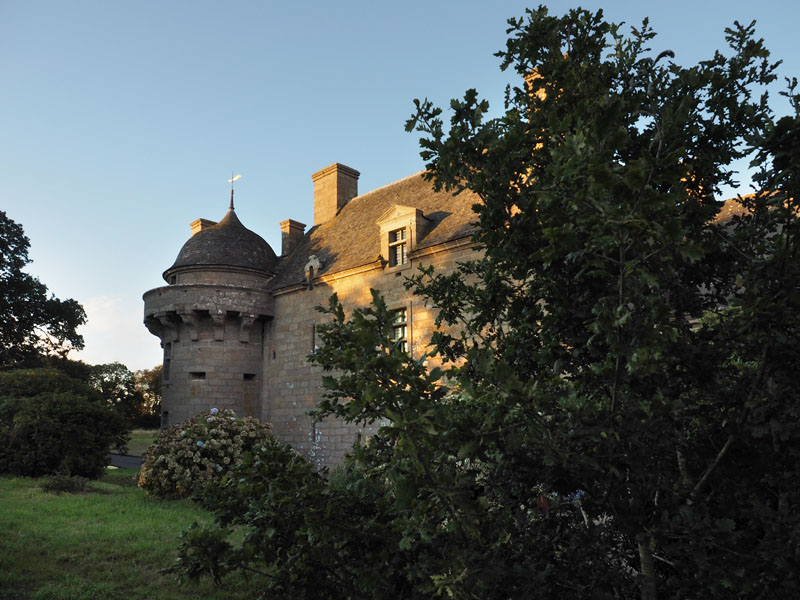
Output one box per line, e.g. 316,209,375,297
190,218,217,236
311,163,360,226
280,219,306,256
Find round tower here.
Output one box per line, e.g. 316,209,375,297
143,199,276,427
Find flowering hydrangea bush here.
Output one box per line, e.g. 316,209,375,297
138,409,273,499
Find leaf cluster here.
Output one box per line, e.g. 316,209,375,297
0,368,129,478
138,409,273,500
0,211,86,366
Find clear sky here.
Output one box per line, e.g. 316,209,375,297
1,1,797,370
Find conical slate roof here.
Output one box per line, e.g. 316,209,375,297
164,208,277,280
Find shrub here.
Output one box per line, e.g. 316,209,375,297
171,442,414,598
0,391,130,479
39,474,90,494
138,409,273,499
0,367,99,400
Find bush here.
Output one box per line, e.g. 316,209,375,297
39,474,90,494
0,391,130,479
170,440,415,598
138,409,273,499
0,367,99,400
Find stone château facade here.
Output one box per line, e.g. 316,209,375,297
143,164,480,468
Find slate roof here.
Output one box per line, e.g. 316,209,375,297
269,171,480,290
164,208,278,281
715,196,750,223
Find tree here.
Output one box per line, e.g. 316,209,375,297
397,7,799,598
134,364,162,426
0,211,86,366
172,7,799,599
90,362,152,426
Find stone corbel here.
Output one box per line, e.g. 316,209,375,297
211,310,226,341
239,314,257,343
178,310,201,341
143,315,164,340
155,312,180,343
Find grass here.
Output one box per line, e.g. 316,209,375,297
0,468,264,600
125,429,159,457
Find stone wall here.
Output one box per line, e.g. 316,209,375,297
143,282,272,426
263,237,480,469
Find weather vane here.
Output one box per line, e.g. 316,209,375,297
227,173,242,209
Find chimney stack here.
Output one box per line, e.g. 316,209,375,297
190,218,217,236
311,163,360,226
280,219,306,256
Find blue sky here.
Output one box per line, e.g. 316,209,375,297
1,1,797,370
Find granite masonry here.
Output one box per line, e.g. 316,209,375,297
143,164,480,469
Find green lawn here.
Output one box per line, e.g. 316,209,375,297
126,429,159,456
0,469,263,600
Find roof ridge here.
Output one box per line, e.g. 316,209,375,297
352,169,427,202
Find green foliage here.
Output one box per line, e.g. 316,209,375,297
0,386,129,479
138,409,273,499
0,211,86,366
171,7,799,599
172,437,444,599
0,367,98,399
90,361,161,427
134,364,163,427
399,6,800,598
0,368,130,479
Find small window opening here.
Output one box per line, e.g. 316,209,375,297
243,373,256,381
163,343,172,381
169,275,177,284
390,308,408,353
161,411,169,428
388,228,407,267
189,371,206,380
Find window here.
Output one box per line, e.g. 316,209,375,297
388,228,407,267
390,308,408,353
189,371,206,380
376,206,428,271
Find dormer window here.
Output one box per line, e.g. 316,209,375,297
377,205,430,273
389,228,407,267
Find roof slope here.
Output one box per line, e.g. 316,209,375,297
165,208,278,280
270,171,479,290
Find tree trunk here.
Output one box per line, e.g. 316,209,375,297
636,532,658,600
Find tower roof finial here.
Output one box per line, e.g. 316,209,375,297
227,173,242,210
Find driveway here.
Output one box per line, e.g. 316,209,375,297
108,454,143,469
